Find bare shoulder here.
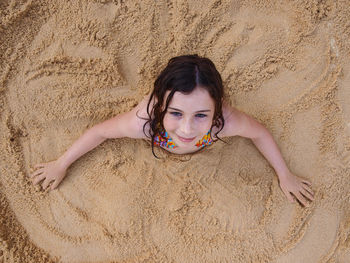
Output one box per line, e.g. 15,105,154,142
130,93,154,120
213,101,243,138
122,93,154,138
214,100,264,139
95,94,154,139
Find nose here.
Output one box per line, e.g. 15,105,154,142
179,117,194,136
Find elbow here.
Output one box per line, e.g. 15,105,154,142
250,122,269,140
89,124,109,141
91,115,128,139
259,125,270,138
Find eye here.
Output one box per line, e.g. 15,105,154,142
195,113,207,118
170,111,182,117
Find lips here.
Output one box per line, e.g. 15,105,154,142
177,135,196,143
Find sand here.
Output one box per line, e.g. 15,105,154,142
1,0,350,262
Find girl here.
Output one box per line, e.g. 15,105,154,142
29,54,314,206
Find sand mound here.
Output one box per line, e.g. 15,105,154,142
1,0,350,262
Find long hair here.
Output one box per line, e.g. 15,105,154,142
141,54,226,158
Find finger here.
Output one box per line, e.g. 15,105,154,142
302,184,314,196
51,179,60,190
33,173,46,185
282,189,295,203
34,163,45,169
294,192,309,207
301,188,314,201
30,168,44,178
42,178,52,190
302,180,312,186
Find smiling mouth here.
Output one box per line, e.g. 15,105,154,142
177,135,196,143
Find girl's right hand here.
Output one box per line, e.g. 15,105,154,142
29,160,67,191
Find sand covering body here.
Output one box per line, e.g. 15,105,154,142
0,0,350,262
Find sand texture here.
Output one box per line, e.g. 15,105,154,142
1,0,350,262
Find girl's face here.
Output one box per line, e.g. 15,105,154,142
163,86,215,148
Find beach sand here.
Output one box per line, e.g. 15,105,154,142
1,0,350,262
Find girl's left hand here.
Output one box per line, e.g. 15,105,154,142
278,171,314,207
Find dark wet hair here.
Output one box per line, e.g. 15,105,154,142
141,54,226,158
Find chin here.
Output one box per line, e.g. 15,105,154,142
176,135,200,147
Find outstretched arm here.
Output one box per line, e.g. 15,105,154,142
56,111,138,169
29,124,108,191
29,97,149,191
249,124,314,206
220,105,314,206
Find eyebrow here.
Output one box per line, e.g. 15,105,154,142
168,107,211,113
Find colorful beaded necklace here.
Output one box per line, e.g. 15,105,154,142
153,129,214,149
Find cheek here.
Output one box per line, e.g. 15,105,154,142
163,115,178,130
197,119,213,131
